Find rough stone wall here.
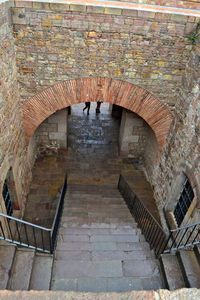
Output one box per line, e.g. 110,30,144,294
149,46,200,227
119,110,148,160
0,1,32,214
11,2,199,106
35,108,68,148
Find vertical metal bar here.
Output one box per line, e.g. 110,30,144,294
176,227,189,249
41,229,45,251
191,226,200,245
7,220,14,241
184,225,197,246
49,231,53,253
15,221,21,243
0,221,6,239
32,226,37,248
24,224,29,246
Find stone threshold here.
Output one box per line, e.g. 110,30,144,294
2,0,200,17
0,289,200,299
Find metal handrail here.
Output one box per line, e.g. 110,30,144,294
0,174,67,254
164,221,200,253
118,174,168,257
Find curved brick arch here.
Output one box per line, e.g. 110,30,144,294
23,77,173,151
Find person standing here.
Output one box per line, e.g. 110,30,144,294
83,102,90,115
96,101,102,113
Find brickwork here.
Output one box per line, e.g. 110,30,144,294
22,78,173,151
0,1,32,214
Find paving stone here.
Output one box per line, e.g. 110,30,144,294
55,251,91,261
107,277,143,292
77,278,107,292
29,254,53,290
122,260,159,277
51,278,77,291
91,250,147,261
90,234,139,243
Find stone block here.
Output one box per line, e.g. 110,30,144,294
51,278,77,291
87,6,105,14
77,278,107,292
69,4,86,13
107,277,143,292
32,2,50,10
104,8,122,15
49,3,70,12
122,9,138,17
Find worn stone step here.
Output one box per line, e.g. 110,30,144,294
177,250,200,288
0,244,16,289
29,253,53,290
159,253,185,290
8,248,35,290
122,259,160,277
58,227,138,236
56,241,150,252
52,260,123,279
91,250,150,261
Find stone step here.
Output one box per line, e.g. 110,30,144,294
51,275,162,292
58,227,139,236
159,253,185,290
29,253,53,290
52,260,123,279
54,249,153,261
8,248,35,290
56,241,151,252
177,250,200,288
194,245,200,265
0,244,16,289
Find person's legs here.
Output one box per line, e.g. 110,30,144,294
83,102,90,112
87,102,90,115
96,101,101,113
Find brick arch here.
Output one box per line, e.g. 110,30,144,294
23,77,173,151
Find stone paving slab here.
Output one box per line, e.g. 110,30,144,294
122,260,159,277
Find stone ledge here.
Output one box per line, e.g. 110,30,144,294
11,0,200,17
0,289,200,299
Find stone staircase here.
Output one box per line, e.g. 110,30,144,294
160,246,200,290
0,243,53,290
51,183,164,292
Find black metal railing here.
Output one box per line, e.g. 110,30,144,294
164,221,200,253
118,175,167,257
0,174,67,254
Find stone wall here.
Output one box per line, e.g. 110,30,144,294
11,1,199,106
149,46,200,227
119,110,148,160
0,0,32,215
35,108,68,148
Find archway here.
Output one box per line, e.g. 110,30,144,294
23,78,173,151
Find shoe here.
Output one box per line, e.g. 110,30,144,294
96,108,100,113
